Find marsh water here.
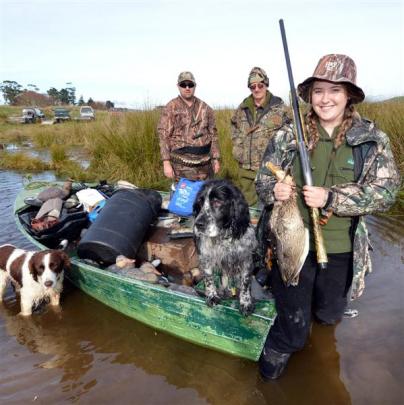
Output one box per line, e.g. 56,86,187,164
0,169,403,404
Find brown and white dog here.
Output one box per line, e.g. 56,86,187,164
0,244,70,316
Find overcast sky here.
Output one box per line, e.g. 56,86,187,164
0,0,403,108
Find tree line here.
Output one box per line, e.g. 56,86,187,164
0,80,114,109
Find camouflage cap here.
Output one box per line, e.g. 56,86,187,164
177,71,196,84
248,67,269,87
297,54,365,104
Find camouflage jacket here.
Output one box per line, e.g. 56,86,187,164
255,116,401,300
157,96,220,161
231,93,289,171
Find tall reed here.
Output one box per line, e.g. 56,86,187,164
357,100,404,173
214,108,241,183
86,109,170,189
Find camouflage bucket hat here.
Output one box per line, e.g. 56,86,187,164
248,67,269,87
177,71,196,84
297,54,365,104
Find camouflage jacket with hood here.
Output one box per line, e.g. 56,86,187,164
255,116,401,300
231,92,289,171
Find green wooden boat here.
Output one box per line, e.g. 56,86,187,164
14,181,276,361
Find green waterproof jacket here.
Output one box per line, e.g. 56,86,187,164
255,116,401,300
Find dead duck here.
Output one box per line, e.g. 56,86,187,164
37,179,73,202
266,162,309,286
107,256,162,283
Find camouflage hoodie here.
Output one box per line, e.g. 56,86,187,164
255,116,401,300
231,92,289,171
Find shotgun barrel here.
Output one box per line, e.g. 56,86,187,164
279,19,327,270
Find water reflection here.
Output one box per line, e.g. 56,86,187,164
0,279,354,404
5,142,33,150
0,301,93,376
367,215,403,245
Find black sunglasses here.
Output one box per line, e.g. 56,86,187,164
179,82,195,88
249,82,265,91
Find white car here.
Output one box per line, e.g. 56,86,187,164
80,106,95,120
21,107,45,123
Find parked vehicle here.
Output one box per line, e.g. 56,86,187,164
79,106,95,120
22,108,37,123
21,107,46,123
53,107,71,123
34,108,45,119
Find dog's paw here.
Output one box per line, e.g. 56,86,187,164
220,286,236,298
18,311,32,317
239,301,255,316
206,294,221,307
50,305,62,314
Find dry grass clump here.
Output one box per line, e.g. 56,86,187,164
357,100,404,174
86,109,170,190
214,108,240,182
0,152,50,171
32,121,90,148
357,100,404,216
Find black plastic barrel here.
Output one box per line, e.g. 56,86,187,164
77,188,162,265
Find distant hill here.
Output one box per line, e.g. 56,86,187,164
364,96,404,103
384,96,404,103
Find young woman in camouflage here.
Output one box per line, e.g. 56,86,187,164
230,67,289,205
255,54,401,380
157,71,220,182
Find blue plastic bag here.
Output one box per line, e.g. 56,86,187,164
88,199,107,223
167,178,204,217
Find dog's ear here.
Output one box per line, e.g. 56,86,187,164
230,186,250,239
193,186,206,216
58,250,71,270
28,253,41,281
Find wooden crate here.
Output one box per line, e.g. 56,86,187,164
137,226,198,276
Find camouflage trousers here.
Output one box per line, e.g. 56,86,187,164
171,160,213,182
238,167,258,206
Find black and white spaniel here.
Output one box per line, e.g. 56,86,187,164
193,179,256,316
0,244,70,316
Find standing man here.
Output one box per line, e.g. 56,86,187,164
231,67,289,205
158,71,220,181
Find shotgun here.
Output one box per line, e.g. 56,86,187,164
279,19,328,270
